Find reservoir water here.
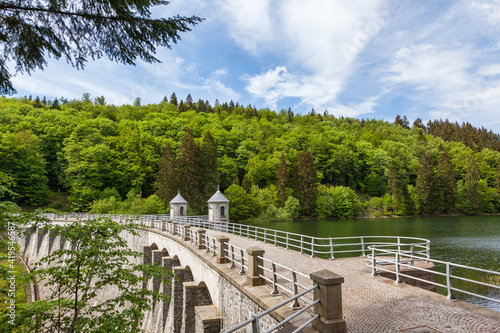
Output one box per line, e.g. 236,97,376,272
248,215,500,312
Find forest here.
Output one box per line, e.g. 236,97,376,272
1,94,500,221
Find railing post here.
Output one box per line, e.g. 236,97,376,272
410,244,415,266
291,270,301,309
371,247,377,276
300,235,304,254
161,219,167,231
426,241,431,260
360,236,366,257
239,249,246,275
310,270,346,333
150,218,154,229
246,246,265,286
271,262,279,295
251,316,260,333
394,252,403,284
286,234,289,250
183,225,191,241
311,237,316,258
216,237,229,264
329,238,335,260
230,245,236,268
197,229,206,250
397,236,401,253
172,221,178,235
446,262,455,300
274,230,277,246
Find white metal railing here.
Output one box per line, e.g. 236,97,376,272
258,256,313,308
222,284,319,333
42,213,430,260
225,243,248,275
368,244,500,304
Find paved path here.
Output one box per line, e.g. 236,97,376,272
205,229,500,333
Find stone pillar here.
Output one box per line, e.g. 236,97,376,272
310,270,346,333
181,282,199,333
172,221,178,235
142,244,153,289
162,256,180,327
151,250,163,295
161,219,167,231
150,218,155,229
171,266,193,333
183,225,191,241
195,305,221,333
197,229,206,250
217,237,229,264
246,246,265,286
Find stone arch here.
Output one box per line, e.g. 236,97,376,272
150,243,159,250
160,247,169,257
197,281,213,306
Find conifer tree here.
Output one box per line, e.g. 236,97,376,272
156,143,177,206
276,152,288,207
291,151,318,215
463,156,482,214
437,150,457,213
186,93,193,108
170,92,178,106
199,131,218,212
176,129,201,210
416,151,440,215
0,0,202,94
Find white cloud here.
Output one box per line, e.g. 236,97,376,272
329,97,379,118
221,0,388,112
383,43,500,129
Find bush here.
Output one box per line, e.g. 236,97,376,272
284,196,301,219
224,184,259,221
256,205,291,222
315,185,361,219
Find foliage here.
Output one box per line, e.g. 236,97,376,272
3,218,172,332
0,0,202,94
316,185,361,219
283,196,301,219
91,192,166,214
1,97,500,219
224,184,258,221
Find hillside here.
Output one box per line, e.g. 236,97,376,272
1,95,499,220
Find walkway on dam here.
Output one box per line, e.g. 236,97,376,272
204,229,500,333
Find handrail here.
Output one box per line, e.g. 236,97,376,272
41,213,431,260
222,285,319,333
368,244,500,304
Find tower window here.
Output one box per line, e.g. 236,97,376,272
180,206,184,215
220,206,225,217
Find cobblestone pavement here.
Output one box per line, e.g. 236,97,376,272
205,229,500,333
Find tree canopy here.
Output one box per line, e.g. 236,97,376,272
0,0,202,94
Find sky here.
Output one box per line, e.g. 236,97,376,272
10,0,500,132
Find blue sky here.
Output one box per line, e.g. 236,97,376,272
11,0,500,132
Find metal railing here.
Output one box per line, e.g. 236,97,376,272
222,284,319,333
259,256,313,308
368,244,500,304
225,243,248,275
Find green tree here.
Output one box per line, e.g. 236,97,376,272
199,131,219,210
176,129,201,210
460,156,482,214
416,152,440,215
276,152,288,207
169,92,178,106
291,151,318,215
156,143,178,206
224,184,258,221
437,150,457,213
0,0,202,94
5,218,172,332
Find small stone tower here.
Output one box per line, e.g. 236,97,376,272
169,190,188,219
207,186,230,222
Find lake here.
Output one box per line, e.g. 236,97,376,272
248,215,500,312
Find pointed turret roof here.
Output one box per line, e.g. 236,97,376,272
169,190,188,204
207,186,229,203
